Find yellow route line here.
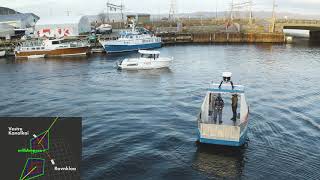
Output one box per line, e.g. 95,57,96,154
21,166,37,180
38,117,59,144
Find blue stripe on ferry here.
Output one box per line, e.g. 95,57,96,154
198,129,248,147
104,42,162,53
199,137,242,146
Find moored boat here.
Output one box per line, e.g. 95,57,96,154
117,50,172,70
99,20,161,53
15,38,90,58
96,24,112,34
0,50,5,57
197,72,249,146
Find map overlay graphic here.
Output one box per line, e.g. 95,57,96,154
0,117,82,180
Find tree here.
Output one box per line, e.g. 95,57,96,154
98,12,107,24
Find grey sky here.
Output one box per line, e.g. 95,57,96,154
2,0,320,17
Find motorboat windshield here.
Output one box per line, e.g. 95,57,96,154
139,50,160,59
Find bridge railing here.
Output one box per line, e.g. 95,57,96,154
276,19,320,25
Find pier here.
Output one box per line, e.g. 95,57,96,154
157,32,285,44
0,31,285,56
276,19,320,41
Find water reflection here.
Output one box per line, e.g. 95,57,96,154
192,143,246,179
120,67,173,75
44,56,89,63
255,43,274,52
2,56,90,64
0,56,15,64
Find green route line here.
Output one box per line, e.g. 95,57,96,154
38,117,59,145
21,166,36,180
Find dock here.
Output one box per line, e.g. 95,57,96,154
0,31,285,56
157,32,285,44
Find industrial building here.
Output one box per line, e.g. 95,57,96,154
35,16,91,37
0,23,15,39
0,7,39,39
127,14,151,25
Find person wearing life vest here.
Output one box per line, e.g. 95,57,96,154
213,94,224,124
231,94,238,121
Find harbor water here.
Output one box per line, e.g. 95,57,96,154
0,42,319,179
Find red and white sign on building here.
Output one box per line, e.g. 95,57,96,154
37,28,73,38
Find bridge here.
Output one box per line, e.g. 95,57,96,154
276,19,320,40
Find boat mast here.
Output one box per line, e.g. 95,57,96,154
131,19,136,33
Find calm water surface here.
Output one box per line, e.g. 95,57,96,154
0,43,319,179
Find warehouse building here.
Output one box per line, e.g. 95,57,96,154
127,14,151,25
0,23,15,39
35,16,91,37
0,7,39,39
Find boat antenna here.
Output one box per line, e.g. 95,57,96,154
130,19,136,32
218,72,234,89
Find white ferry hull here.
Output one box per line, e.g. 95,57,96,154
198,124,248,146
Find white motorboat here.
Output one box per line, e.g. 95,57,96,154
197,72,249,146
0,50,5,57
117,50,172,70
96,24,112,34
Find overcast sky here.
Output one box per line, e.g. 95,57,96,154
2,0,320,17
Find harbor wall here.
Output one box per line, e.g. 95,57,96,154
0,32,285,56
309,31,320,41
157,32,285,44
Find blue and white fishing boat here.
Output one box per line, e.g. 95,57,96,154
197,72,249,146
99,20,162,53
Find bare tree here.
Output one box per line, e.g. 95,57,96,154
98,12,107,24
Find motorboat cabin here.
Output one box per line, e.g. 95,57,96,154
117,50,172,70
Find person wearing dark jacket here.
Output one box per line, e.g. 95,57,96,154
231,94,238,121
213,94,224,124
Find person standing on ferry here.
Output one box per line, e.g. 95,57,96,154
213,94,224,124
231,94,238,121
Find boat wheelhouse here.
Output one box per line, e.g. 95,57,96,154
197,72,249,146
